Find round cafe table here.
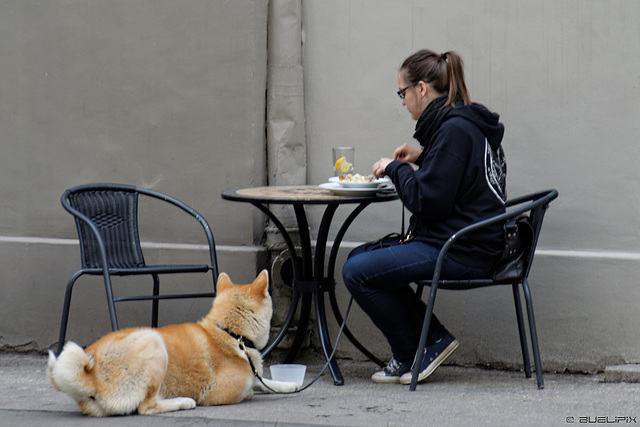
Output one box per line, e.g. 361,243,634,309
222,185,398,385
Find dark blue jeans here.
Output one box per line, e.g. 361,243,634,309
342,239,490,363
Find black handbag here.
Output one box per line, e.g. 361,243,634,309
492,215,534,281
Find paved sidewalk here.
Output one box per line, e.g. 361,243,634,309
2,352,640,427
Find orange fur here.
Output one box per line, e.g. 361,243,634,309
47,271,299,416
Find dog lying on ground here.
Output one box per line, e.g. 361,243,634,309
47,270,299,416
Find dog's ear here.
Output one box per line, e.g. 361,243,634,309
217,272,233,293
251,269,269,297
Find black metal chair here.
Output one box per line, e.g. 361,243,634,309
409,189,558,391
56,183,219,355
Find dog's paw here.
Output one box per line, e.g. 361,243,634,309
275,380,301,393
256,378,301,393
287,381,302,392
178,397,197,410
139,397,197,415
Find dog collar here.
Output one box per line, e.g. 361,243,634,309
217,323,262,379
217,324,257,350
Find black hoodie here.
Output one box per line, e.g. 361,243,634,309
385,100,507,269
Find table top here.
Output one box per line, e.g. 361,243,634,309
222,185,398,205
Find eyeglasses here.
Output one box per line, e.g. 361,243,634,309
397,82,419,100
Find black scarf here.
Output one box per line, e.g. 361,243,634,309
413,95,462,152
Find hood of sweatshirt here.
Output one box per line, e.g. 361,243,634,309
447,103,505,151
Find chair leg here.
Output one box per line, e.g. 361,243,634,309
102,272,119,331
512,284,532,378
522,278,544,389
56,271,83,355
151,274,160,328
410,284,438,391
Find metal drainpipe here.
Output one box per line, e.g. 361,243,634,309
265,0,309,348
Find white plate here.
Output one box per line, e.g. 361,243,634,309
319,182,393,196
328,176,391,188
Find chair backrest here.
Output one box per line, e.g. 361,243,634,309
504,189,558,279
65,187,146,269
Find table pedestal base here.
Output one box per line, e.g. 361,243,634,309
221,186,398,385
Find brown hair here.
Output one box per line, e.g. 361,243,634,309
400,49,471,107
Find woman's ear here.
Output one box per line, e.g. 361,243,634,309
417,80,429,98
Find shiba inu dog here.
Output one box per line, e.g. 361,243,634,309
47,270,300,416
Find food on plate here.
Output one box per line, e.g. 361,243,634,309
335,156,353,174
338,173,375,182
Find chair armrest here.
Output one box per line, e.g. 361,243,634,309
136,187,219,280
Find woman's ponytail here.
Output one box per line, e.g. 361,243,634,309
400,49,471,107
442,51,471,106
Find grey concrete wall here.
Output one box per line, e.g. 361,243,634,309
0,0,269,350
2,0,640,374
301,0,640,372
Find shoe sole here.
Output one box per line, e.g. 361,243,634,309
371,372,404,384
399,339,459,385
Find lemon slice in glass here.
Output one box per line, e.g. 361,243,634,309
335,156,352,173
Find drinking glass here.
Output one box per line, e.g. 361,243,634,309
332,147,354,177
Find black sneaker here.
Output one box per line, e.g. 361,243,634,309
400,333,459,384
371,358,412,384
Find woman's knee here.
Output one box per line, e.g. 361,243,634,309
342,257,359,292
343,255,374,295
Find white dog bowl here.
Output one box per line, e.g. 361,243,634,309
270,364,306,386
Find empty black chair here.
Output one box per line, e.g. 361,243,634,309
409,189,558,390
56,183,218,355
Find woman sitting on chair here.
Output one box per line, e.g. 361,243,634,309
342,49,507,385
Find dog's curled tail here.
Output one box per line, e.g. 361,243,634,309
47,342,95,397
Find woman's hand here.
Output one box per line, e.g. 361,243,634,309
373,143,422,178
372,158,393,178
393,143,422,163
